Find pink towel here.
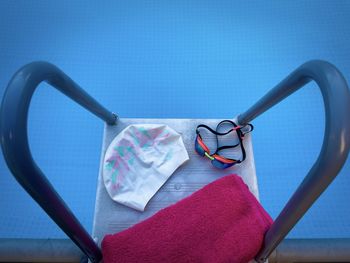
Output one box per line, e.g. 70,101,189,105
102,174,273,263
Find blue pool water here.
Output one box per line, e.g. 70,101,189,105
1,1,350,239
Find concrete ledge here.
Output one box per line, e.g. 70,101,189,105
1,238,350,262
269,238,350,263
0,238,83,262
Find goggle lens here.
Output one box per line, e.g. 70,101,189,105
195,139,237,169
212,158,235,169
195,138,206,156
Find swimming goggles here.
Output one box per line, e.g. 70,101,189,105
195,120,253,169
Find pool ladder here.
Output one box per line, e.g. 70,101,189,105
1,60,350,262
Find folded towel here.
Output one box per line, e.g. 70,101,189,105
102,174,273,263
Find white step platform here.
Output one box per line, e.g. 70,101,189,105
92,118,259,245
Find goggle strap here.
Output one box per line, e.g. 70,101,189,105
216,120,239,130
196,124,239,136
214,140,246,163
241,123,254,136
216,120,254,136
195,120,252,165
215,143,240,152
216,120,246,163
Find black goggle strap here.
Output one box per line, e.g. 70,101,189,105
215,120,254,137
196,120,254,163
241,123,254,136
196,124,241,153
196,124,236,136
213,120,245,163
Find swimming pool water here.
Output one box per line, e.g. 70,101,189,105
1,1,350,239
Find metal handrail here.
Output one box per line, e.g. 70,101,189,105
1,60,349,262
0,62,117,262
238,60,350,262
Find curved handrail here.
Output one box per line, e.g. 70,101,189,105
2,60,349,263
0,62,117,262
238,60,350,262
